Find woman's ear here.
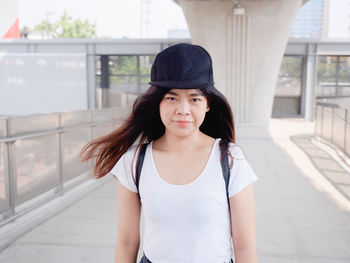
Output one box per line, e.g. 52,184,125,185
206,106,210,112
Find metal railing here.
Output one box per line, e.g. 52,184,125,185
0,106,130,226
315,100,350,162
317,83,350,98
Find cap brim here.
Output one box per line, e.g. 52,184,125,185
148,81,214,89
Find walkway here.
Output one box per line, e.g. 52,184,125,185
0,118,349,263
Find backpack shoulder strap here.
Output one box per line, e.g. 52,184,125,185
220,139,231,213
136,143,148,199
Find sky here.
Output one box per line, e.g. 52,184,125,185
18,0,188,38
328,0,350,38
18,0,350,39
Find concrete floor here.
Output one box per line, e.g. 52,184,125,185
0,118,349,263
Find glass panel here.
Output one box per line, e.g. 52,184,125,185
108,89,129,107
279,56,303,77
275,56,302,99
337,56,350,96
95,87,103,109
317,56,337,82
95,56,101,75
275,77,301,96
112,107,130,120
322,107,333,141
316,85,336,97
338,57,350,82
334,107,346,121
315,105,322,136
61,111,90,127
0,54,87,115
140,76,151,93
339,86,350,96
0,142,9,214
0,118,7,138
15,134,59,205
346,122,350,156
62,128,91,182
96,75,101,89
127,94,139,106
109,56,137,75
272,97,301,116
316,56,337,98
10,114,59,136
110,75,138,90
139,55,155,75
92,123,116,139
91,108,113,122
140,75,150,85
332,111,345,149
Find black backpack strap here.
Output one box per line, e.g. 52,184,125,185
136,143,148,200
220,139,231,214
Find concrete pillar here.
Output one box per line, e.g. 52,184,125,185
86,44,97,110
177,0,304,125
304,43,317,121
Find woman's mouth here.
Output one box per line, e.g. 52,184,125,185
174,121,192,127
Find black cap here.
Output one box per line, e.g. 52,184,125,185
149,43,214,89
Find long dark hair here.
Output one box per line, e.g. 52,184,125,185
80,85,235,179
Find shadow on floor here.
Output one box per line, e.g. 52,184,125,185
291,134,350,201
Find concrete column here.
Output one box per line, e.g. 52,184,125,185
304,43,317,121
86,44,97,110
178,0,304,125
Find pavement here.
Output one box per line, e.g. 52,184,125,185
0,118,349,263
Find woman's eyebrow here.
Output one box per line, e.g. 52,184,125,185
189,92,203,97
166,91,178,96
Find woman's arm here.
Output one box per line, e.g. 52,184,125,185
230,184,258,263
115,180,141,263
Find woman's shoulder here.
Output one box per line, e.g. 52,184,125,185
220,139,246,160
111,143,144,173
124,144,139,156
119,143,145,164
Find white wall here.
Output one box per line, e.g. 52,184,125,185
0,53,88,115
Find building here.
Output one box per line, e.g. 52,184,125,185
290,0,328,38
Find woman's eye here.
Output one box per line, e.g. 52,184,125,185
192,98,201,102
166,97,176,101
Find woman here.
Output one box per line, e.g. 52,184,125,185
80,43,258,263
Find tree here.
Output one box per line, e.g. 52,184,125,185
33,20,57,38
33,10,96,38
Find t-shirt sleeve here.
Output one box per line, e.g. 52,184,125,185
228,144,258,197
110,146,138,193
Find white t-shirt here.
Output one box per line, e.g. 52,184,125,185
111,138,258,263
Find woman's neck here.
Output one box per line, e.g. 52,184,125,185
154,131,212,152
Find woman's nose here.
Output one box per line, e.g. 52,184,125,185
175,100,190,115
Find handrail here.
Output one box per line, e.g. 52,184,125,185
315,100,350,163
0,106,130,226
0,119,120,143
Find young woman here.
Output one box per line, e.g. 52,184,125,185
80,43,258,263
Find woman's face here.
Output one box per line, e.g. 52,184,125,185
159,89,209,138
